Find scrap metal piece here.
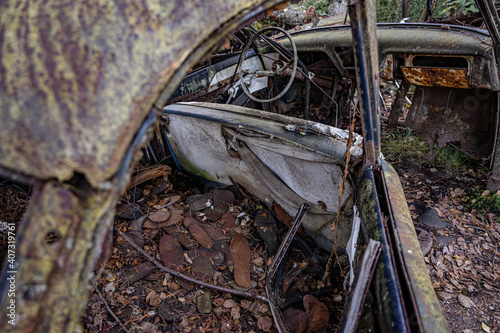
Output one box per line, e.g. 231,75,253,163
266,203,309,333
339,239,382,333
268,203,310,279
345,206,361,287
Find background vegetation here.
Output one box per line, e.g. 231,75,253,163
288,0,480,23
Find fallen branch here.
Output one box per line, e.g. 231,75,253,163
115,227,269,303
90,278,131,333
127,165,171,190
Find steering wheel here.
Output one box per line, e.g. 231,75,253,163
237,27,298,103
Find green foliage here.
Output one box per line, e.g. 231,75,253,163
382,128,429,162
376,0,404,22
252,17,277,31
376,0,427,22
465,189,500,216
435,145,471,170
375,0,478,23
382,129,472,172
290,0,330,16
435,0,479,17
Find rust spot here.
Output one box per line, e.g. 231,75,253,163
401,66,470,89
379,54,393,81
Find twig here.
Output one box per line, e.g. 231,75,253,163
323,110,356,281
115,227,268,302
90,278,131,333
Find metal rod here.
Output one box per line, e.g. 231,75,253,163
266,203,310,333
349,0,381,166
268,203,310,279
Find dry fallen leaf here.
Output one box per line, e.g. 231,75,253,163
159,234,185,268
482,322,491,332
457,294,475,308
230,233,252,288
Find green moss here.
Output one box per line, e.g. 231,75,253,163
178,156,217,182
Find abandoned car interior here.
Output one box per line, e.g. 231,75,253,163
0,0,499,332
158,1,499,332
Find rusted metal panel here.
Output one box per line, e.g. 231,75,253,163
401,66,470,89
381,160,450,332
379,54,394,81
405,86,496,159
0,0,279,188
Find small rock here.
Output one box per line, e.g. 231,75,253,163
188,195,211,212
214,239,232,262
211,189,235,206
203,202,226,221
192,256,214,282
221,212,237,230
332,294,342,302
417,208,450,229
197,290,212,314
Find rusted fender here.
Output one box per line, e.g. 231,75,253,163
380,159,449,332
0,0,280,188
